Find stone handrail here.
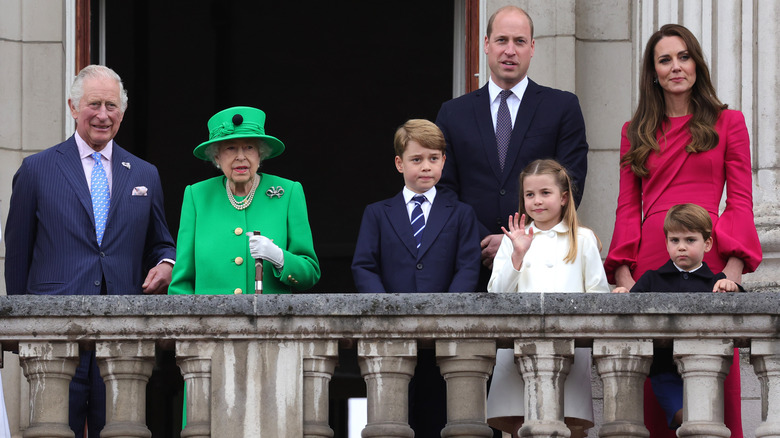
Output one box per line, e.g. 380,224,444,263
1,293,779,437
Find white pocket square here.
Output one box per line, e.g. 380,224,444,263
132,186,148,196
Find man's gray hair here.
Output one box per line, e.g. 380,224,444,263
69,65,129,112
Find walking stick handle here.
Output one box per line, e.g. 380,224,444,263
250,231,263,294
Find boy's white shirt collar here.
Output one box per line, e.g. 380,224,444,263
672,262,703,273
402,186,437,204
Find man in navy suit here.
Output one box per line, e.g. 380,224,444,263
436,6,589,289
5,65,176,437
352,119,480,436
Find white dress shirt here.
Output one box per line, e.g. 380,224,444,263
488,76,529,131
402,186,437,222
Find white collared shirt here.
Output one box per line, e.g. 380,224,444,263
673,262,703,273
402,186,437,222
75,132,114,193
488,76,529,131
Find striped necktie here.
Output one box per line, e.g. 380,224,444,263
91,152,110,245
411,195,426,250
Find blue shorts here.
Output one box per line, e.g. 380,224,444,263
649,372,683,428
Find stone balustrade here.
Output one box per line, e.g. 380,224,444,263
1,292,779,437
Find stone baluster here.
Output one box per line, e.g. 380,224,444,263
593,339,652,438
751,340,780,437
674,339,732,438
435,339,496,438
516,339,573,438
176,341,217,438
302,340,338,438
96,340,156,438
18,341,79,438
357,339,416,438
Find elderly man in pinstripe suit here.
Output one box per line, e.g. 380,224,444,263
4,65,175,438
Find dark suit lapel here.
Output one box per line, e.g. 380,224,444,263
107,144,132,226
473,85,504,183
417,194,453,260
502,79,542,185
384,192,419,257
55,137,94,223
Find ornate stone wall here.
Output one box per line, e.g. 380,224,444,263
0,293,779,437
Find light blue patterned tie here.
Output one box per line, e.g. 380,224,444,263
411,195,426,250
91,152,110,246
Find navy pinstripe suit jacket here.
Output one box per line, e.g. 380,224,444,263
4,136,176,295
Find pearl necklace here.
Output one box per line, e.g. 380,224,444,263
226,174,260,210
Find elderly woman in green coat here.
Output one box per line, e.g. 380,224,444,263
169,106,320,295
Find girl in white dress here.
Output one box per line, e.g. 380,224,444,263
486,159,609,438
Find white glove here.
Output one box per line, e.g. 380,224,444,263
248,234,284,269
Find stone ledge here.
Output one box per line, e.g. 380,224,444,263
0,294,776,349
1,292,778,317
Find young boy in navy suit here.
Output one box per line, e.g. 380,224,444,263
351,119,481,436
613,203,743,429
352,118,481,293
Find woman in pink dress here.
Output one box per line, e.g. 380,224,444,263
604,24,762,437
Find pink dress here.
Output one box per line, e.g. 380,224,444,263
605,110,762,438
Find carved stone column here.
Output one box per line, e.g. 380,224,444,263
357,339,416,438
674,339,732,438
516,339,573,438
176,341,217,438
751,340,780,438
302,340,338,438
18,341,79,438
96,340,155,438
435,339,496,438
593,339,652,438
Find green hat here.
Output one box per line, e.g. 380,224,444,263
193,106,285,161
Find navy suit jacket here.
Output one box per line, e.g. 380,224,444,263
630,260,744,293
351,188,480,293
436,79,589,238
5,136,176,295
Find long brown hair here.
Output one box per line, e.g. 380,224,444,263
622,24,727,178
518,159,583,263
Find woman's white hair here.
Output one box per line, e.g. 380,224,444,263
204,138,272,168
69,65,129,112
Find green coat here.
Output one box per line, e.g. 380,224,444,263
169,174,320,295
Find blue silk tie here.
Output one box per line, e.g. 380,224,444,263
91,152,110,246
411,195,426,250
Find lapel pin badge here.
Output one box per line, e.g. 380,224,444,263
122,162,131,170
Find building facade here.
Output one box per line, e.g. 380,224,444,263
1,0,778,436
